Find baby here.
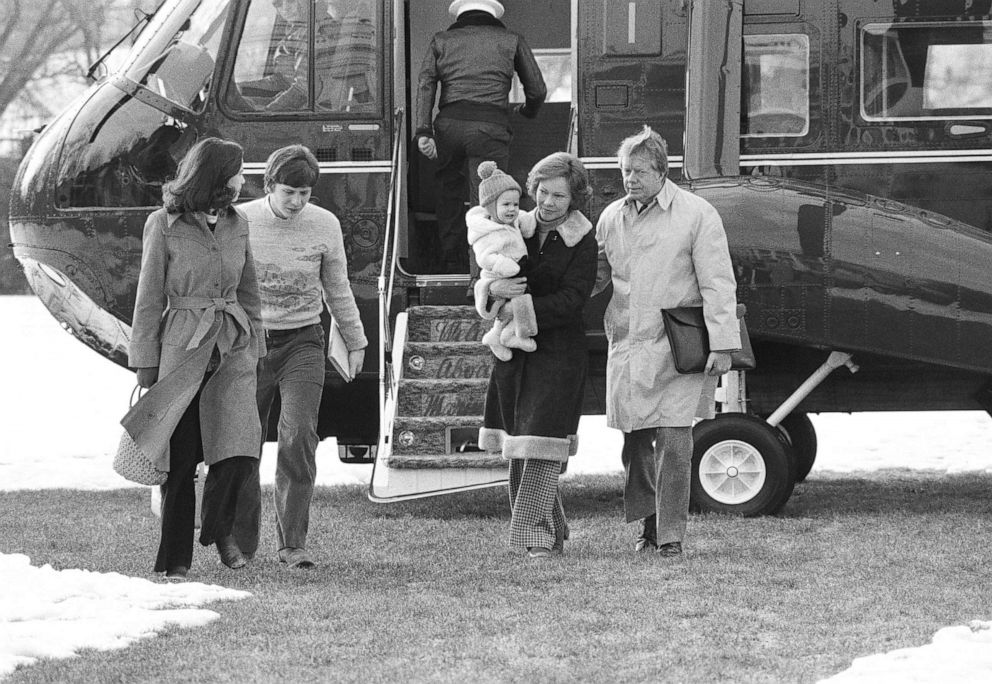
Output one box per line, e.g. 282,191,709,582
467,161,538,361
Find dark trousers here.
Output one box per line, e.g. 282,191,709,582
434,116,511,273
154,388,254,572
234,324,325,555
620,427,694,546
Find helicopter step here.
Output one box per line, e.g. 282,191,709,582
397,379,489,416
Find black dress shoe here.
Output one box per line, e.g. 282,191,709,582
658,541,683,557
635,537,658,552
165,566,188,580
217,535,246,569
635,514,657,552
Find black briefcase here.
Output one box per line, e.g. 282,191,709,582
661,304,756,374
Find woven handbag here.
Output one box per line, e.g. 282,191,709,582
113,386,167,486
661,303,756,374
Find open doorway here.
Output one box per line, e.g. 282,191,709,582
400,0,573,275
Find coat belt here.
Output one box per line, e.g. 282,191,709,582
169,296,251,351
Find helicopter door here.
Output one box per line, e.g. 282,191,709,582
403,0,573,274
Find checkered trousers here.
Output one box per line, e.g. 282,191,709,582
508,459,568,551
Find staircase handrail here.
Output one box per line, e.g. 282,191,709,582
378,107,405,435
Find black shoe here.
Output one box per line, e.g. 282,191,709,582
278,547,316,569
635,537,658,552
165,566,188,580
658,541,683,557
217,536,246,569
635,514,657,552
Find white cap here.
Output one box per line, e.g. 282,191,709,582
449,0,505,19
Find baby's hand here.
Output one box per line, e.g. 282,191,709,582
496,303,512,323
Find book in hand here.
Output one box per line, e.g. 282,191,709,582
328,318,353,382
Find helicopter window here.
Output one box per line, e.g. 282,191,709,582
57,95,189,209
124,1,231,113
227,0,378,115
861,22,992,121
741,33,810,138
509,49,572,104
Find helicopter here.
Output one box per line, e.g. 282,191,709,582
9,0,992,516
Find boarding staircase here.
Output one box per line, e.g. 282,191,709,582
370,109,507,499
387,305,501,468
371,305,508,500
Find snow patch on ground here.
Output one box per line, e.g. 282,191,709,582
820,621,992,683
0,553,249,679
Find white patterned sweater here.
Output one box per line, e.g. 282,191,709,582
240,197,367,350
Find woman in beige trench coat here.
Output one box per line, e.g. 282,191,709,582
122,138,266,579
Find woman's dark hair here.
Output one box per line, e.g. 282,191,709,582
264,144,320,191
162,137,244,213
526,151,592,212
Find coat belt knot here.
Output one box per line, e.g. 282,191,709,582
169,296,251,351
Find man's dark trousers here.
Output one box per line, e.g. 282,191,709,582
434,116,511,273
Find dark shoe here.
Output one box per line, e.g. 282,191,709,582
217,536,246,569
635,514,657,552
635,537,658,552
278,547,316,569
658,541,683,558
527,547,553,559
165,566,188,581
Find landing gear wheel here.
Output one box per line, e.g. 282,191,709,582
691,414,796,516
774,412,817,483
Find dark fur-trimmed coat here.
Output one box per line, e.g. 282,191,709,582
478,209,597,462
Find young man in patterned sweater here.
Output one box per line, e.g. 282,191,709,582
235,145,367,569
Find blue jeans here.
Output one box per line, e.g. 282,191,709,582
234,324,325,553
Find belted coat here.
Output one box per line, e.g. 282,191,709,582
593,179,740,430
122,207,266,470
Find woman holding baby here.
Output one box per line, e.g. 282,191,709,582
471,152,597,559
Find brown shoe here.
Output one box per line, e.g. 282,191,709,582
278,547,316,569
217,536,246,569
658,541,683,558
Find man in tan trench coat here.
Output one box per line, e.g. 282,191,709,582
592,126,741,557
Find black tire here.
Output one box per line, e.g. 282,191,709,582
690,414,796,516
775,412,817,483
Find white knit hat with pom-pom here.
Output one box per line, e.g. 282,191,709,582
477,161,521,208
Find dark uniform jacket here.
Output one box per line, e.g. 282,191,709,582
415,11,547,138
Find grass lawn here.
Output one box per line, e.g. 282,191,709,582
2,470,991,683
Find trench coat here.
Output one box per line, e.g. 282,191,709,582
593,179,740,430
478,209,597,462
122,207,266,471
